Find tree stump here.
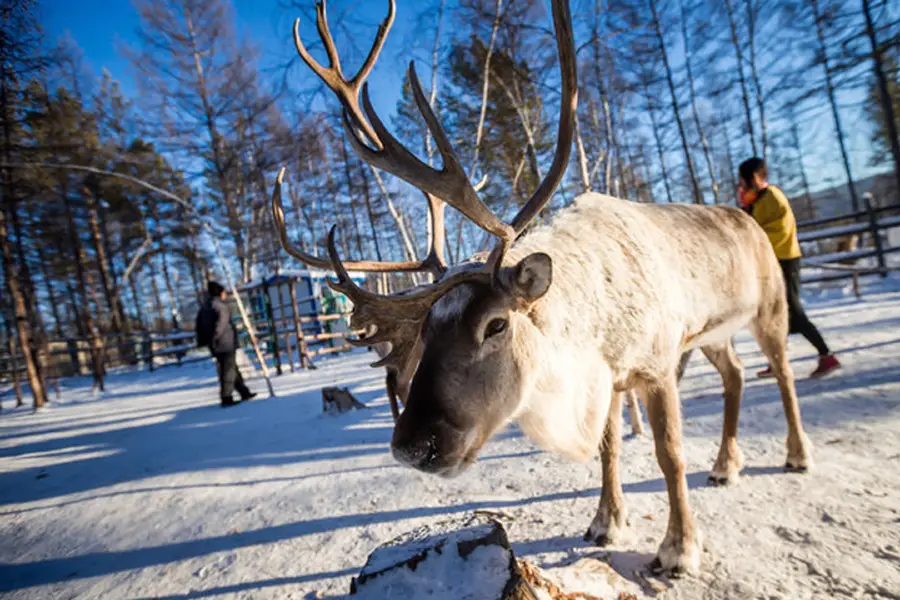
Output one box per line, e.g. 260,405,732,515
349,515,538,599
322,386,367,415
347,514,644,600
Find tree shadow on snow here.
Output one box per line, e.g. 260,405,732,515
679,360,900,436
0,375,394,507
0,486,604,593
128,569,359,600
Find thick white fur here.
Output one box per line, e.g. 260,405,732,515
480,192,775,460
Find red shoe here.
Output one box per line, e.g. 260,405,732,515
757,365,775,378
810,354,840,379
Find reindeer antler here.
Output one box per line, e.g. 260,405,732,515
272,167,442,274
274,0,577,379
324,227,489,372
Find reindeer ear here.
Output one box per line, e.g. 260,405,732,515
512,253,553,303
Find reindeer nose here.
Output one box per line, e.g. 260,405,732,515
392,435,440,472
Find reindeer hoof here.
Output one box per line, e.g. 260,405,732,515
584,506,628,547
583,529,614,546
784,463,808,473
649,557,687,579
651,531,702,577
706,474,734,487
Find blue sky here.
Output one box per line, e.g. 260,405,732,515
41,0,418,125
40,0,890,203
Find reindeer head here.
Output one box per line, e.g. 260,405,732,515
274,0,577,477
391,253,553,476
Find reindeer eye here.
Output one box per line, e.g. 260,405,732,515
485,318,508,339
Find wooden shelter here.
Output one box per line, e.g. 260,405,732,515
236,269,367,373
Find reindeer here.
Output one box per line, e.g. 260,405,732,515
271,0,812,576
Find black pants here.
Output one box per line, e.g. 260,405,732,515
780,258,830,356
214,352,251,402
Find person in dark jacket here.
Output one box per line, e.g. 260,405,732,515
196,281,257,406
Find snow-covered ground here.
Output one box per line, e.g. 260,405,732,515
1,277,899,599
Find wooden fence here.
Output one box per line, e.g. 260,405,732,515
0,311,362,385
797,194,900,294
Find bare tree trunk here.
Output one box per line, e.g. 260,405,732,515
35,242,64,337
160,246,181,328
592,0,615,195
147,255,167,330
85,185,125,334
862,0,900,201
358,160,384,261
646,85,674,204
614,103,628,198
189,224,204,304
809,0,860,212
61,181,105,392
340,137,366,258
2,274,24,406
679,0,720,203
745,0,767,160
454,0,502,262
574,111,592,192
723,0,757,156
1,205,46,409
717,112,738,203
369,166,419,264
184,5,248,281
789,112,814,219
649,0,702,204
128,268,145,331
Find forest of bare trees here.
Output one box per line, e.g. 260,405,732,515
2,0,899,408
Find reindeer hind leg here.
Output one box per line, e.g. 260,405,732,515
702,339,745,486
625,390,644,436
750,300,813,472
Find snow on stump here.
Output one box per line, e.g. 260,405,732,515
348,514,644,600
348,515,537,599
321,386,367,415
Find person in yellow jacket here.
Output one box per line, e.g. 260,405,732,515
738,157,840,379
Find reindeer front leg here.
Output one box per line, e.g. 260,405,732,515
641,373,702,576
584,390,628,545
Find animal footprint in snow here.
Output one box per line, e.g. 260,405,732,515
773,526,814,545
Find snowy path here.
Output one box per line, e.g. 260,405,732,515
1,279,899,599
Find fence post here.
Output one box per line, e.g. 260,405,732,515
289,281,311,369
278,282,296,372
863,193,887,277
143,331,154,372
66,338,80,376
263,280,282,376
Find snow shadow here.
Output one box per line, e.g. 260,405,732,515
128,570,359,600
679,361,900,436
0,487,601,592
0,374,394,506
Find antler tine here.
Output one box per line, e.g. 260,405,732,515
324,226,490,371
509,0,577,234
313,1,343,77
293,0,396,148
352,0,396,87
423,192,447,274
272,168,435,273
272,168,332,271
281,1,450,280
341,74,515,269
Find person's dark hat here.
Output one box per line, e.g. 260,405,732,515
207,281,225,297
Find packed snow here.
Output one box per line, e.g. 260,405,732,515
1,276,899,599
